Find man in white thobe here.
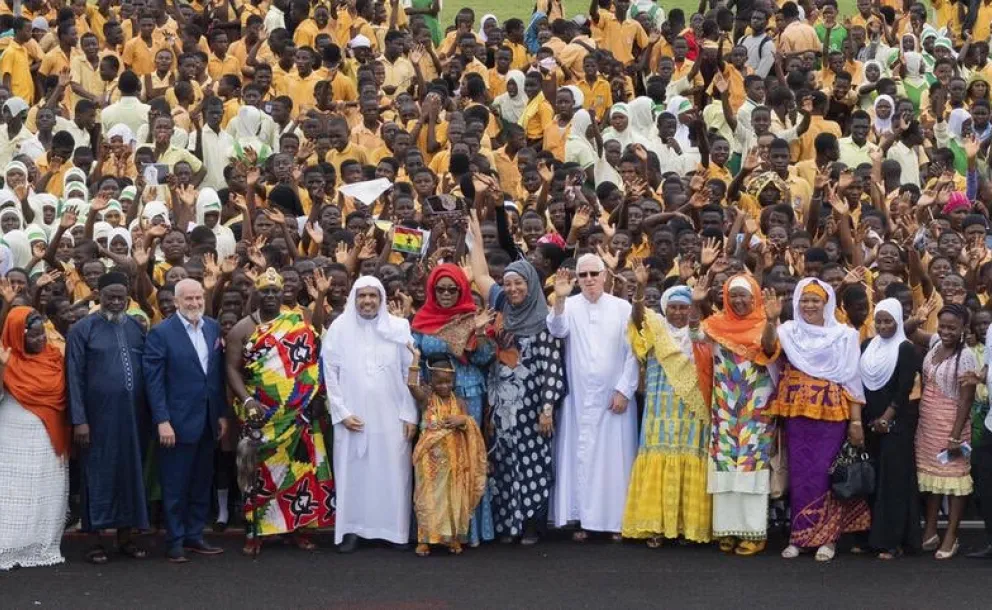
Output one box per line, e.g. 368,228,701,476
322,276,419,553
547,254,639,537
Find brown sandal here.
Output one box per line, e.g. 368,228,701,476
415,544,430,557
242,538,262,557
293,532,316,551
448,541,463,555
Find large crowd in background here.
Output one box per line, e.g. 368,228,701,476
4,0,992,570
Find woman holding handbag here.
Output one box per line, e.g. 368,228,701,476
768,278,871,562
859,298,922,560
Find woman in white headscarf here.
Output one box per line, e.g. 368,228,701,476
768,278,870,562
623,275,712,547
0,207,24,234
321,275,418,550
564,109,599,183
141,201,171,227
1,229,31,268
108,227,133,257
492,70,528,124
600,103,637,151
27,193,58,237
858,298,921,559
478,14,499,43
627,96,664,157
871,94,895,141
944,108,974,175
231,106,273,164
196,188,237,259
1,161,29,202
665,95,694,150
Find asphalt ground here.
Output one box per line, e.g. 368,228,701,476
2,529,990,609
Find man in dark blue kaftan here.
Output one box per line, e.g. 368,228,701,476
66,273,150,563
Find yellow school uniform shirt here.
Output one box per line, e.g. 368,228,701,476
590,12,648,65
523,99,554,141
493,146,522,197
542,120,570,162
35,155,72,198
437,31,483,58
463,58,490,87
293,18,332,48
326,142,370,180
379,54,415,96
0,40,34,102
798,116,842,161
506,41,530,71
39,45,74,78
488,68,508,98
122,36,158,76
351,122,384,151
577,76,613,122
207,52,241,80
221,98,240,129
286,71,321,117
408,118,448,165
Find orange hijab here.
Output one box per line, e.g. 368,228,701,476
2,307,69,457
701,274,771,364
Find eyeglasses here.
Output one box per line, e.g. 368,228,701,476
435,286,461,294
577,271,600,279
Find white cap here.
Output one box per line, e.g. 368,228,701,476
3,97,29,118
31,17,49,31
349,35,371,49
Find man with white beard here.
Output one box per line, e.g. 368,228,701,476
547,254,639,540
143,279,228,563
322,276,419,553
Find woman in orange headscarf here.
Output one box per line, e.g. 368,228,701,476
0,306,69,571
696,273,782,557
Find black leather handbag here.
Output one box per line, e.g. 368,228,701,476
829,441,875,499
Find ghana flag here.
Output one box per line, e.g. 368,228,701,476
393,226,425,254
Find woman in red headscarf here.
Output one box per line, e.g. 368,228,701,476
0,306,70,570
411,263,496,545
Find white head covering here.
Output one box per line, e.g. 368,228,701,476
600,103,635,149
492,70,528,124
0,244,11,276
903,52,925,81
666,95,692,149
27,193,57,235
873,94,894,134
565,109,597,169
93,221,113,245
107,124,136,147
1,229,31,268
776,277,865,402
109,227,133,252
563,85,585,110
859,298,907,391
861,60,883,84
948,108,972,141
196,187,237,259
0,206,24,232
478,14,499,43
142,200,171,226
321,275,416,459
627,96,664,157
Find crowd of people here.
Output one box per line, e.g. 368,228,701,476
4,0,992,571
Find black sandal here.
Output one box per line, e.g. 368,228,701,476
86,545,109,564
118,541,148,559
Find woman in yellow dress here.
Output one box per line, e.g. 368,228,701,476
622,264,713,547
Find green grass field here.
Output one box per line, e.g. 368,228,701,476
440,0,860,32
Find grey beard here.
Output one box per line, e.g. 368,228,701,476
101,310,126,324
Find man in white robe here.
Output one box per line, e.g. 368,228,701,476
322,276,419,552
547,254,640,537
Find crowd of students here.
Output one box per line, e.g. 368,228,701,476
3,0,992,570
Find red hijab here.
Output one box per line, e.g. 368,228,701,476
3,306,69,456
411,263,476,334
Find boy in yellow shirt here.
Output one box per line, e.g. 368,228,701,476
0,17,35,103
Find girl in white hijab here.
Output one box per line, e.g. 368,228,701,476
860,298,909,392
0,207,24,233
872,94,895,139
232,106,273,164
108,227,133,257
1,229,31,268
478,14,499,43
600,103,637,150
564,109,598,174
665,95,694,150
492,70,528,124
196,187,237,259
627,96,664,158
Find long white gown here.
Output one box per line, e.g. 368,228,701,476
0,392,68,570
323,315,418,545
547,293,640,533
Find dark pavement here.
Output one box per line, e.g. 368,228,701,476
2,530,990,609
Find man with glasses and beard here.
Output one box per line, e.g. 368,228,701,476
66,272,150,565
225,268,333,556
547,253,639,543
143,279,228,563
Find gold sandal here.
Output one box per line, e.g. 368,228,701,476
735,539,766,556
718,537,737,553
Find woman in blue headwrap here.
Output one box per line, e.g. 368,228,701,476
622,268,714,548
524,12,547,55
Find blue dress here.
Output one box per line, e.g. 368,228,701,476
66,314,150,532
412,331,495,544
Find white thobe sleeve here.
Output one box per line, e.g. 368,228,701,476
613,314,640,400
323,358,352,424
397,342,419,425
546,298,570,338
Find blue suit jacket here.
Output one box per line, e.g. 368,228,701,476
143,314,227,444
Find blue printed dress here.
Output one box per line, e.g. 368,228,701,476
412,332,495,544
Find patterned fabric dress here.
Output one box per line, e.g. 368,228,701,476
240,312,334,537
488,318,566,537
413,332,495,544
768,365,871,547
622,313,711,542
917,341,977,496
707,344,776,541
413,394,488,545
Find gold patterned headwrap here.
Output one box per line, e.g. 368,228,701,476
255,267,284,290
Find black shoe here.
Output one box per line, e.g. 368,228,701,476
337,534,359,554
183,540,224,555
166,547,189,564
966,545,992,559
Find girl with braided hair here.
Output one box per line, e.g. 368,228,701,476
916,303,978,559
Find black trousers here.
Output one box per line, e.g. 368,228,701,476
973,430,992,545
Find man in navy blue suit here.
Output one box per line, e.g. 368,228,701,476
143,279,229,563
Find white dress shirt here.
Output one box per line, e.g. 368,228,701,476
180,314,208,374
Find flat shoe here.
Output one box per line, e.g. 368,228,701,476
815,544,836,562
781,544,801,559
735,540,766,556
